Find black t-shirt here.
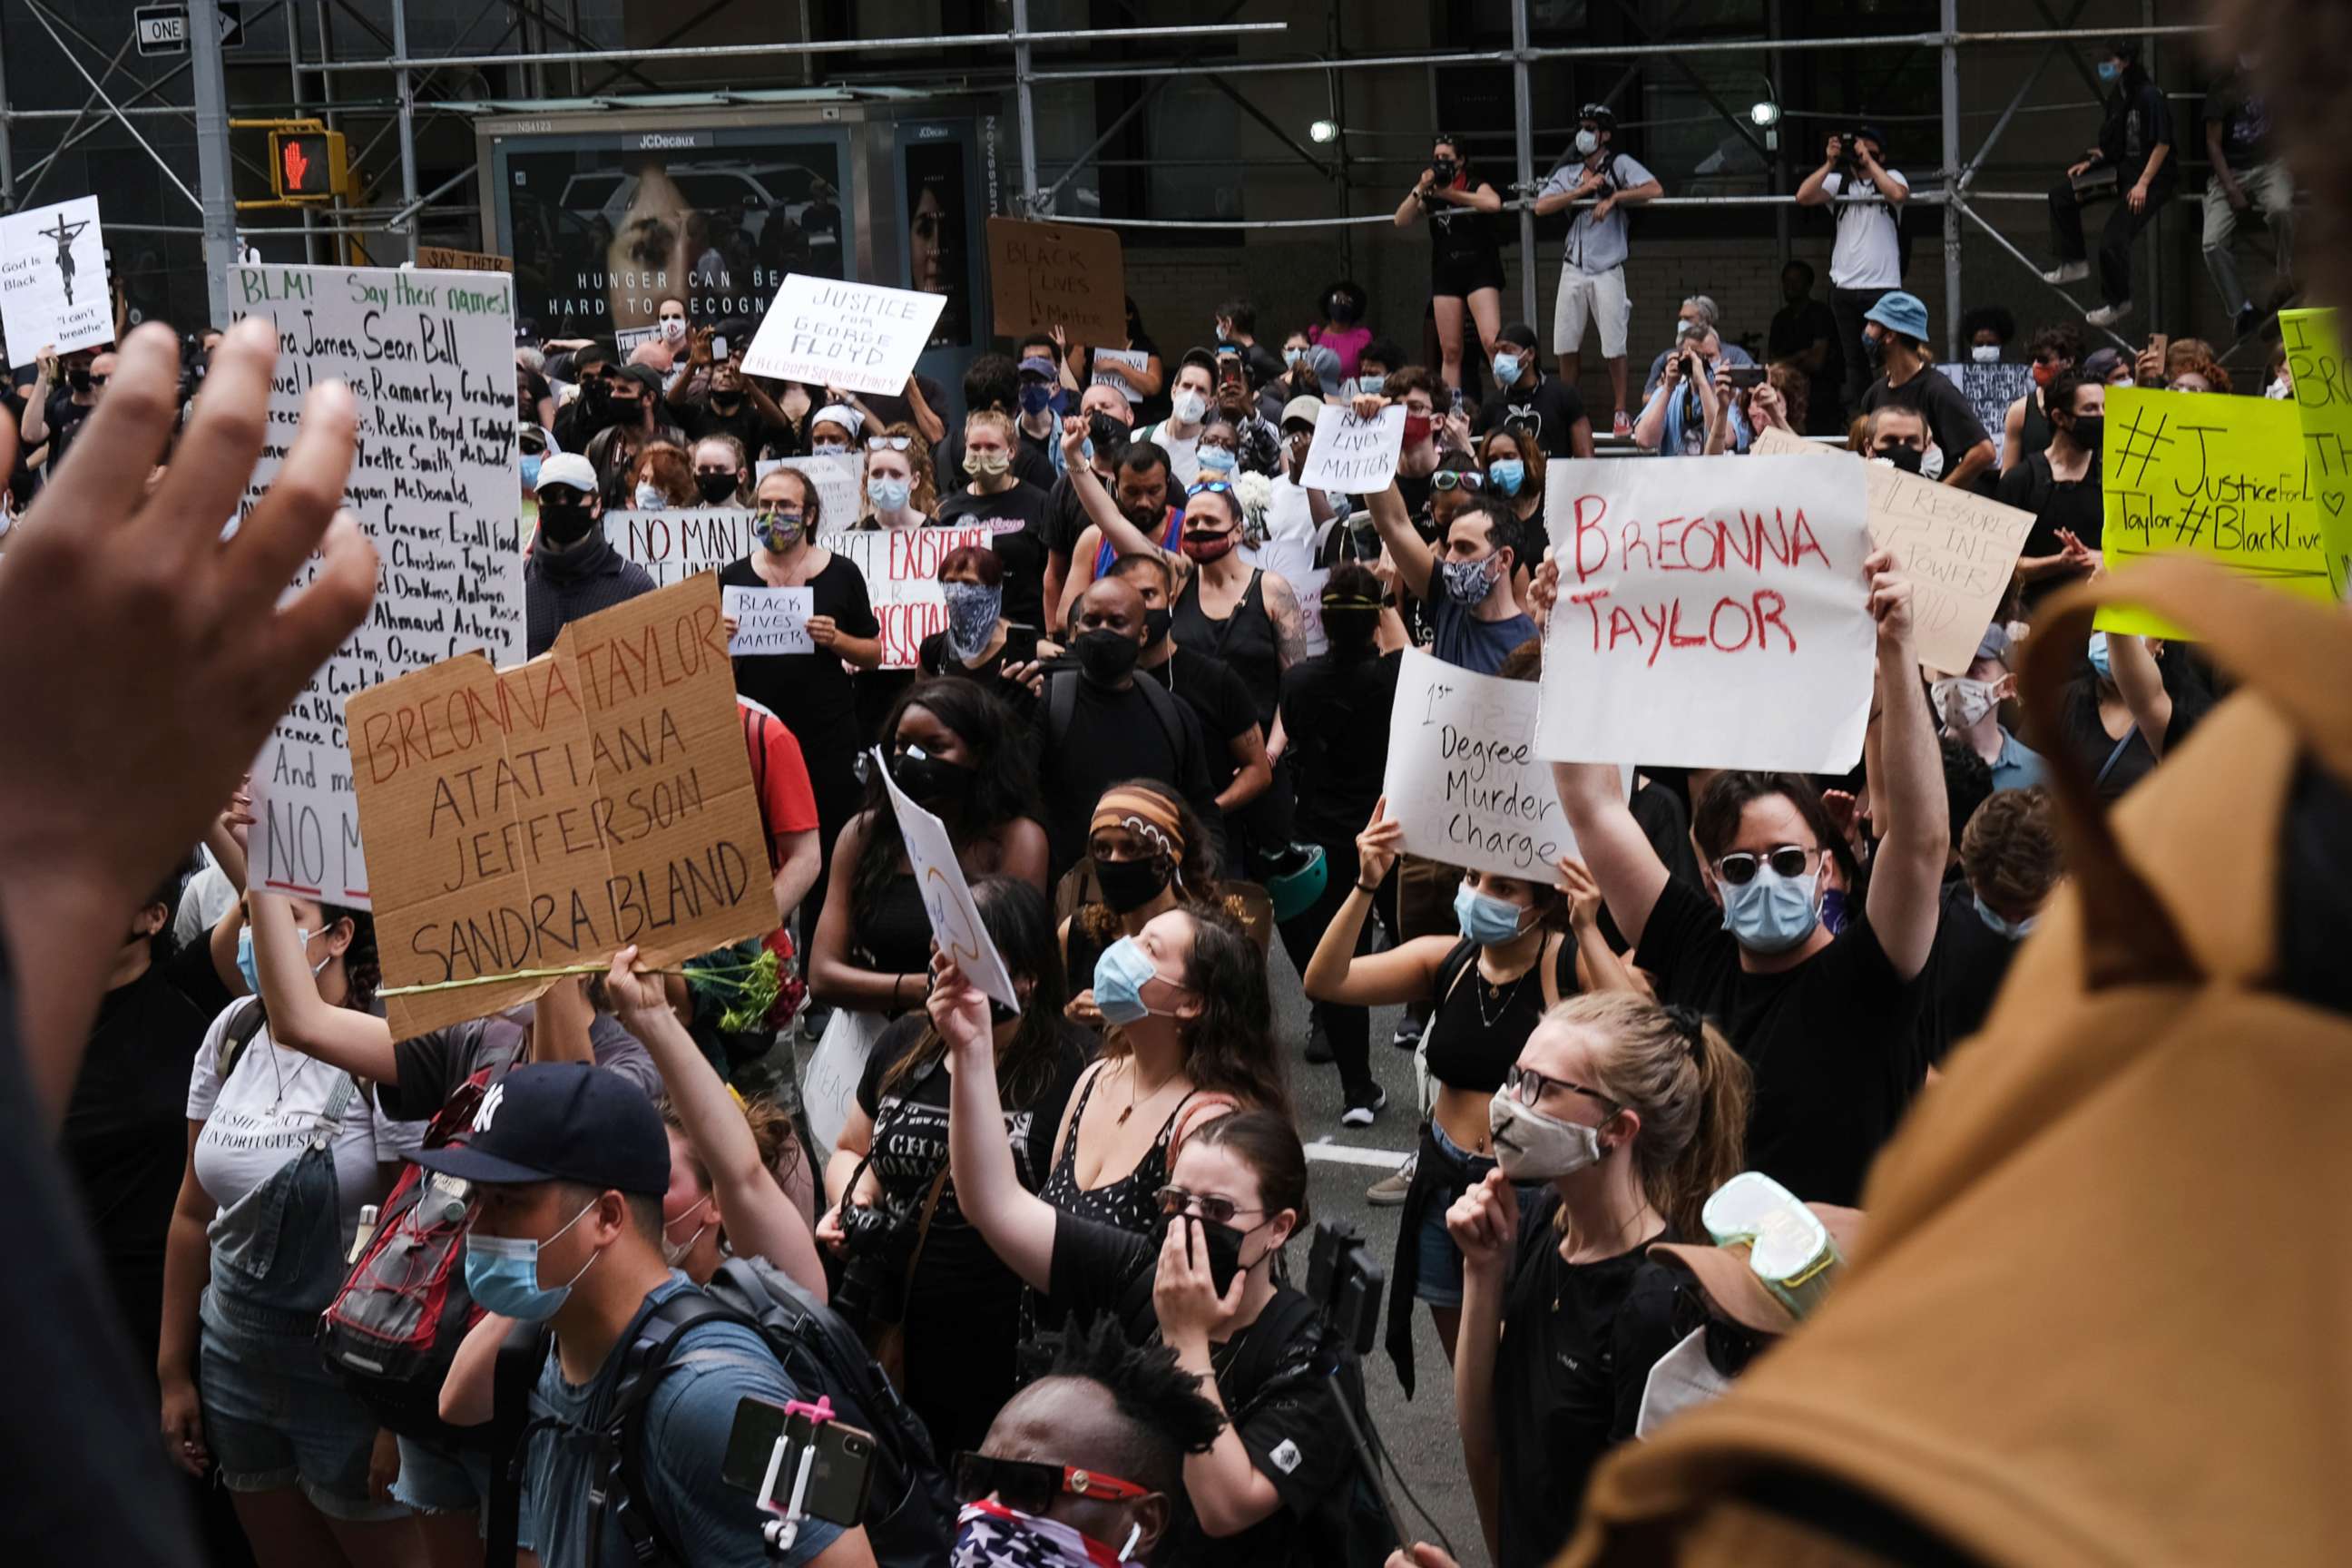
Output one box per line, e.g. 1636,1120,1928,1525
42,390,97,472
2055,675,2209,803
935,481,1054,633
1634,876,1927,1205
1142,645,1261,792
1859,370,1990,478
64,938,231,1356
1048,1220,1362,1568
677,397,776,455
1042,471,1097,564
1039,674,1221,874
719,553,881,781
2203,74,2271,169
1280,650,1400,844
1916,879,2022,1076
1475,373,1590,457
917,623,1043,723
1494,1188,1682,1568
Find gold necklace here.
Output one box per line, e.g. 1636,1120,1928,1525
1119,1058,1182,1125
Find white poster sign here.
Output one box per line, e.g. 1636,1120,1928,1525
231,262,522,906
1534,456,1876,772
605,508,757,586
1384,650,1628,883
724,585,815,654
0,197,112,367
755,452,862,534
825,525,994,669
741,273,946,396
1298,404,1407,495
873,749,1020,1010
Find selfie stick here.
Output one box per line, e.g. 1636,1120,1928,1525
755,1396,836,1555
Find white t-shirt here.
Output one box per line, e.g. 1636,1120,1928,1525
187,1004,425,1239
1151,424,1202,488
171,852,239,949
1822,169,1908,289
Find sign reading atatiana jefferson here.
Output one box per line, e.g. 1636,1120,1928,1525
231,262,523,909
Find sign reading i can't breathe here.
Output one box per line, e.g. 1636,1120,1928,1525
741,273,946,396
0,197,111,368
1534,456,1876,772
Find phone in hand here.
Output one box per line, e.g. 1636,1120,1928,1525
1725,365,1768,391
722,1397,876,1527
712,335,730,361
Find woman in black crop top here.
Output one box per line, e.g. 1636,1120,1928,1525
1300,799,1635,1395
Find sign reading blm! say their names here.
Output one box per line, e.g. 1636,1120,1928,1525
1535,456,1876,773
232,263,522,908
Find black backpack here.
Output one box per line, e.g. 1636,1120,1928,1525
579,1258,954,1568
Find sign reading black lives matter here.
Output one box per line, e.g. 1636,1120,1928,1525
230,263,523,909
1298,404,1408,494
0,196,112,368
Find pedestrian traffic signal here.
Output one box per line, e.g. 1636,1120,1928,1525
269,129,347,201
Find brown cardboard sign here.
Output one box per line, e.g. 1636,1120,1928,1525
985,215,1125,346
347,574,770,1039
414,245,514,274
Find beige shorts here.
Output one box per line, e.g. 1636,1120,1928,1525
1553,264,1631,359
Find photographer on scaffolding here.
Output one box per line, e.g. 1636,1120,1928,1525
1796,120,1910,414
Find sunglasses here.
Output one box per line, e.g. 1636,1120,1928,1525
1186,480,1237,498
1152,1185,1263,1226
1503,1063,1615,1110
952,1454,1150,1514
866,435,913,452
1431,470,1486,493
1710,844,1819,886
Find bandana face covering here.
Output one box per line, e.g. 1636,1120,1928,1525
941,582,1003,660
954,1500,1132,1566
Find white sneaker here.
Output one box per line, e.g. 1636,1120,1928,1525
2085,300,2133,328
2042,260,2090,285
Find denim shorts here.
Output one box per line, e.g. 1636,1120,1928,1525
1414,1122,1498,1309
200,1289,409,1523
395,1436,535,1548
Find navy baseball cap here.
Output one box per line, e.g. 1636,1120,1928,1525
410,1063,670,1196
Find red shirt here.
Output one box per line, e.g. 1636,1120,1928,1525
738,699,820,870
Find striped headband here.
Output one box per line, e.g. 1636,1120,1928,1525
1090,788,1188,859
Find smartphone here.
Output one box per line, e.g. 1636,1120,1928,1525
1725,365,1768,391
1449,387,1465,416
712,335,730,361
2146,333,2169,367
722,1398,877,1527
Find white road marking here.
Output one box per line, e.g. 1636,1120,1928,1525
1303,1139,1415,1169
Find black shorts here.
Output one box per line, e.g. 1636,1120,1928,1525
1433,245,1506,299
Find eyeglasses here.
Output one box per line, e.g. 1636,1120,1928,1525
1431,470,1486,493
1710,844,1820,886
866,435,912,452
1504,1063,1615,1110
1152,1185,1265,1226
952,1454,1151,1514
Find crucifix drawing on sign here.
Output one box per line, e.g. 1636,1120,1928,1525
39,211,90,306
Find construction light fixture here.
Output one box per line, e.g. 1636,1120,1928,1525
1309,118,1339,144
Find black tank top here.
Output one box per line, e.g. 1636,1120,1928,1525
1171,567,1281,730
2019,390,2054,464
1420,936,1579,1093
1430,199,1503,268
855,872,935,975
1038,1068,1207,1237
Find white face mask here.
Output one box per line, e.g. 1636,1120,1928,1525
1488,1087,1606,1181
661,1196,713,1267
1575,129,1602,157
1930,675,2002,731
659,315,687,342
634,481,666,509
1970,344,2001,363
1171,389,1209,426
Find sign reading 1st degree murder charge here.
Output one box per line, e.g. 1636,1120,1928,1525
231,263,523,908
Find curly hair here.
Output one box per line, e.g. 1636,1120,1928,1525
320,902,380,1014
848,680,1040,931
1962,787,2061,922
1075,779,1228,947
1047,1313,1227,1494
1553,992,1751,1241
661,1091,803,1200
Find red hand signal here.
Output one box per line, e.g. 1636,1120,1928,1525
282,139,311,191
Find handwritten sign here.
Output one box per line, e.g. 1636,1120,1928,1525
2280,308,2352,600
724,585,814,654
1744,427,2030,671
1090,346,1152,397
413,246,513,275
606,508,759,586
1534,456,1876,771
2097,387,2331,637
346,576,772,1040
1384,650,1630,882
741,272,946,396
0,196,111,367
1298,404,1407,494
230,262,523,907
1751,426,1817,457
874,749,1020,1010
825,525,994,668
757,453,862,535
1958,361,2033,459
985,215,1125,346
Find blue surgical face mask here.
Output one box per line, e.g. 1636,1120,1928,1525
520,454,543,490
1974,892,2039,941
1093,936,1181,1027
812,439,849,456
1493,353,1524,387
1199,445,1238,475
869,475,913,514
1719,865,1822,954
1441,553,1501,605
1487,458,1526,496
1455,883,1532,945
464,1199,601,1321
633,482,665,510
2087,631,2112,682
2097,59,2121,83
1283,347,1307,368
235,923,322,995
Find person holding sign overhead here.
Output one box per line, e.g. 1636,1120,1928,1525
1303,799,1629,1392
1358,394,1535,679
1534,540,1946,1207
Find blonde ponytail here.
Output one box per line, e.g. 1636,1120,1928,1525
1548,993,1752,1240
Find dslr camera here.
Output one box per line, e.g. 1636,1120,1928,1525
1430,155,1459,188
830,1203,916,1332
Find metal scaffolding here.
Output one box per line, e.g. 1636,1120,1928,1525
0,3,2219,353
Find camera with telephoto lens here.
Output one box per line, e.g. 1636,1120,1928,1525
830,1203,916,1331
1430,156,1458,187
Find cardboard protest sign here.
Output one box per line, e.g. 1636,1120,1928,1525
1734,429,2031,671
1384,650,1632,883
725,585,815,655
741,273,946,397
0,197,111,367
346,575,772,1040
1535,456,1877,771
1298,405,1407,495
874,749,1021,1011
231,262,523,907
2097,387,2332,636
2279,308,2352,601
413,246,513,274
825,525,994,668
986,215,1125,346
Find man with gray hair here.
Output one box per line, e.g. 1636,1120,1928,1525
1642,294,1755,399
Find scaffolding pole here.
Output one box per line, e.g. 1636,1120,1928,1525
390,0,419,255
1010,0,1039,215
1511,0,1538,330
1941,0,1963,361
190,0,238,326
